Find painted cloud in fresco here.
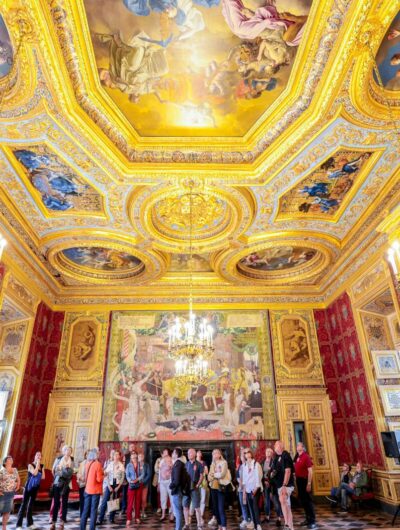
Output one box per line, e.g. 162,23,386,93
278,150,373,218
12,146,103,213
85,0,312,136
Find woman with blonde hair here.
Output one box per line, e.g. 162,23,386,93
208,449,231,530
50,445,74,530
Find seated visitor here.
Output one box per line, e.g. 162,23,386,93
329,461,368,512
326,463,352,504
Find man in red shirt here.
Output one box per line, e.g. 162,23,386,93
294,443,316,529
80,448,105,530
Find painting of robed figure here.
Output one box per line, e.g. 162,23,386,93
100,310,276,441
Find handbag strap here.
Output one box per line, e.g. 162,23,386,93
84,461,95,484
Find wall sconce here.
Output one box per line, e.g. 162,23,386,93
388,240,400,279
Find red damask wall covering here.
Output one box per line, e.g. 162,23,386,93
11,302,64,464
314,292,385,469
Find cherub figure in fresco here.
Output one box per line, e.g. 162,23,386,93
221,0,307,44
97,32,169,103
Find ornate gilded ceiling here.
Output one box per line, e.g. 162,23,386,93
0,0,399,307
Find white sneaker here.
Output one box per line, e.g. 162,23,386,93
239,521,248,529
16,527,22,530
256,525,262,530
208,517,217,527
246,523,254,530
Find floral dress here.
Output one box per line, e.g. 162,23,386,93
0,467,19,513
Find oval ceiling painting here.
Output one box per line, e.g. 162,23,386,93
84,0,312,137
237,245,318,278
0,15,13,78
375,11,400,91
62,247,143,272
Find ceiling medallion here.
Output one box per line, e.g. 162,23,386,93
47,241,166,284
153,193,229,238
214,240,332,285
130,184,255,253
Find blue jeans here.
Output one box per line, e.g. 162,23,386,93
98,486,118,523
338,483,354,509
172,492,183,530
239,491,250,521
210,488,226,527
246,490,260,527
80,493,100,530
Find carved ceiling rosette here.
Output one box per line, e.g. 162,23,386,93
129,179,255,253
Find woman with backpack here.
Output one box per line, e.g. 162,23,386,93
50,445,74,530
15,451,45,530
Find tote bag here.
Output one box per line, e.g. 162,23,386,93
107,498,120,513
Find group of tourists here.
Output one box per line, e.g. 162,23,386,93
0,441,369,530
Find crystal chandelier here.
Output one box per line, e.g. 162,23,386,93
167,182,214,384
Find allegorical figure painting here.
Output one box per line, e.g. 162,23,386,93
62,247,142,271
238,246,316,272
69,320,97,370
375,11,400,91
169,253,213,272
12,147,103,213
84,0,312,136
279,150,373,217
101,310,275,441
280,317,310,368
0,15,13,79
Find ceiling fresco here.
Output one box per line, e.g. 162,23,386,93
84,0,312,137
361,288,397,316
9,146,104,216
277,149,375,220
375,10,400,91
0,0,399,307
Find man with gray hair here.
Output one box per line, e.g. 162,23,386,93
80,448,104,530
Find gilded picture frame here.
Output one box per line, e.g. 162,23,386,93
372,350,400,379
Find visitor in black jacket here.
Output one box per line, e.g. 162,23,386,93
170,448,187,530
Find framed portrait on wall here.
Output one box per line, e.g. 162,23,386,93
379,386,400,416
372,350,400,379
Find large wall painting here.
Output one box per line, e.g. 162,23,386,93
278,149,374,219
375,11,400,91
10,146,104,214
84,0,312,137
0,15,13,79
101,310,277,441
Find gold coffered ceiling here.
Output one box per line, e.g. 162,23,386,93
0,0,399,308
